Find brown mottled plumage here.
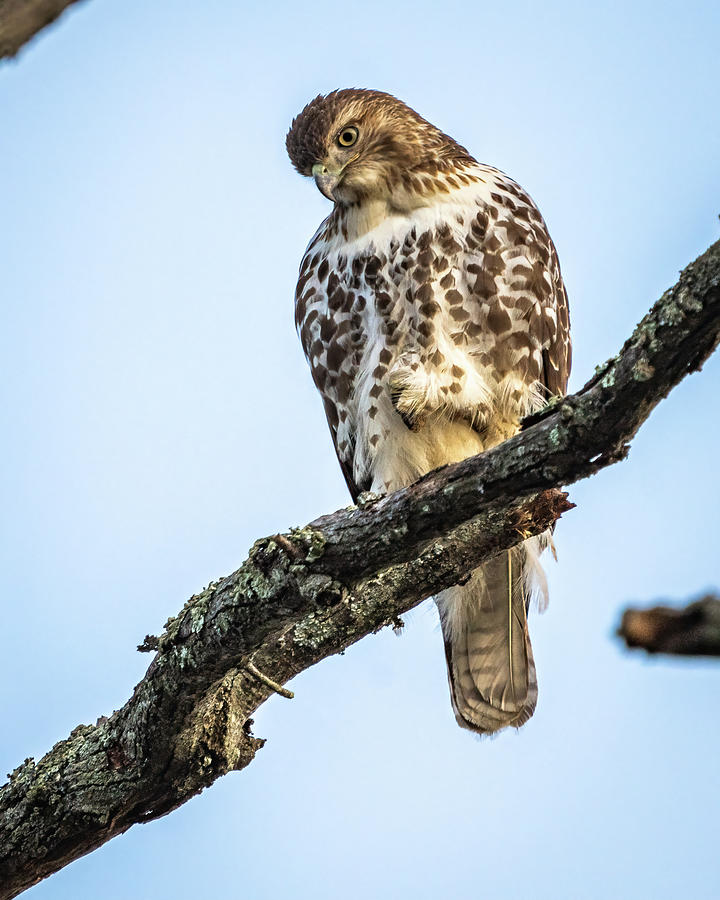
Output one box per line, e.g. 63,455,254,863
287,89,571,734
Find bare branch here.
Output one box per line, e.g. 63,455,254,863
0,238,719,898
0,0,84,60
618,594,720,656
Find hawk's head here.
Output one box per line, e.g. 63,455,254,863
286,89,473,206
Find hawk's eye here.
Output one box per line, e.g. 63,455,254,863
337,126,359,148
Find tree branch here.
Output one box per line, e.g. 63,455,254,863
618,594,720,656
1,238,719,898
0,0,84,60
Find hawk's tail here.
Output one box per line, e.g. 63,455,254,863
437,539,546,734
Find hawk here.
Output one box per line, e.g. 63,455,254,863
286,89,571,734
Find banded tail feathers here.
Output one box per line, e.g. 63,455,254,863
437,539,548,734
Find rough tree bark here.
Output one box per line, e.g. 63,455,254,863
0,0,84,58
1,238,719,899
618,594,720,656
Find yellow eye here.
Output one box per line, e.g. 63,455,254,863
337,126,359,148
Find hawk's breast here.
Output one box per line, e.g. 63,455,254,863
295,165,570,496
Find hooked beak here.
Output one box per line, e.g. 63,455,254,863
312,163,342,201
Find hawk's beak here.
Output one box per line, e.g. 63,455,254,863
312,163,342,201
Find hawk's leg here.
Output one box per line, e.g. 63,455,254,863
388,384,426,431
387,353,494,432
387,356,431,431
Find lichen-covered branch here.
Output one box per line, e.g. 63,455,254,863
0,0,84,59
0,238,719,899
618,594,720,656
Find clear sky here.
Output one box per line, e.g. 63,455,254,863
1,0,719,897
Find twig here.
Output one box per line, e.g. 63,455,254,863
245,663,295,698
618,594,720,657
0,0,85,59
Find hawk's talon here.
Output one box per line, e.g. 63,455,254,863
399,408,424,431
389,386,425,431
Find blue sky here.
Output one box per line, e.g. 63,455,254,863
1,0,719,897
